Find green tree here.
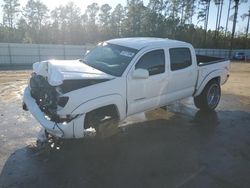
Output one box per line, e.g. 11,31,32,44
51,5,68,43
99,4,112,27
241,7,250,37
99,4,112,39
241,7,250,47
85,3,100,42
111,4,125,37
144,0,165,36
86,3,99,25
23,0,49,43
2,0,20,28
180,0,197,25
198,0,211,46
123,0,147,36
0,0,250,48
23,0,49,30
51,6,66,28
50,2,83,44
224,0,232,39
165,0,182,20
148,0,165,13
214,0,223,42
16,17,29,42
63,2,82,44
187,0,197,24
230,0,240,55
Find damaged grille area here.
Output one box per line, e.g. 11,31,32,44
29,74,110,123
30,74,76,123
29,74,60,121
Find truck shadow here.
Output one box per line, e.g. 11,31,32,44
1,109,250,188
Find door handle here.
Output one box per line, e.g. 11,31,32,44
134,97,146,101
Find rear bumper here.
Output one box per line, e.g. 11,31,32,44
23,87,89,138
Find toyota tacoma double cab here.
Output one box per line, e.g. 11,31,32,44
22,38,230,139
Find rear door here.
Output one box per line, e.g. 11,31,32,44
166,47,197,102
127,49,168,115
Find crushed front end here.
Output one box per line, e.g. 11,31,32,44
22,59,114,138
29,73,74,123
22,73,87,138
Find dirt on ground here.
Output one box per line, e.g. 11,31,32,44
0,62,250,188
223,63,250,105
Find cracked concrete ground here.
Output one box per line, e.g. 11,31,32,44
0,62,250,188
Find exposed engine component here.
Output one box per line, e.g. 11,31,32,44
29,74,102,123
30,74,59,119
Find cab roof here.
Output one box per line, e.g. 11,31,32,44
107,37,190,50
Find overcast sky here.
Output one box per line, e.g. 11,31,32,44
0,0,249,34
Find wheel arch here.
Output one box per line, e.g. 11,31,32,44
193,78,221,111
84,104,120,130
87,104,120,119
71,94,126,121
194,70,222,97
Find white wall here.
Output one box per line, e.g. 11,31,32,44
0,43,93,66
195,48,250,59
0,43,249,66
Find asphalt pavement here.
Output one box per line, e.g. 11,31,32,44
0,68,250,188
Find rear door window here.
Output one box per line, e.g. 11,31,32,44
169,48,192,71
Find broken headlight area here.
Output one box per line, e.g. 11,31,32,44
29,73,72,123
29,73,109,123
57,96,69,107
30,74,57,108
44,114,78,123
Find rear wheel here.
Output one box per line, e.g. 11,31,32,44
194,80,221,111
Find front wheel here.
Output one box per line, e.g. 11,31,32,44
84,105,119,138
194,80,221,111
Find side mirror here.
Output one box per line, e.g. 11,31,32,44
132,69,149,79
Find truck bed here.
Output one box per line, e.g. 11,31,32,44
194,55,230,96
196,55,227,66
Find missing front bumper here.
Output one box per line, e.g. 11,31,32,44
22,87,87,138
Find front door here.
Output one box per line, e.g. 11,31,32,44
127,49,168,115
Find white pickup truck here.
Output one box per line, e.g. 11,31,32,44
23,38,230,139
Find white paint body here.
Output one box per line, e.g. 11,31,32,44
23,38,230,138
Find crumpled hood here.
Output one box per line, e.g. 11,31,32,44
33,59,114,86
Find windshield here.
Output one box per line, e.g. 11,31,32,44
83,42,138,76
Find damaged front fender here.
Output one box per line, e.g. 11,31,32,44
23,87,93,138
